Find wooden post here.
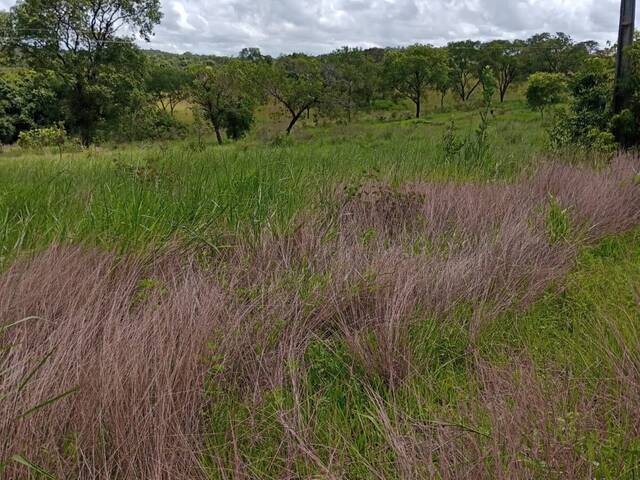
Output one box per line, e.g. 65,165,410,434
614,0,636,114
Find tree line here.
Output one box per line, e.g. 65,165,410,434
0,0,635,148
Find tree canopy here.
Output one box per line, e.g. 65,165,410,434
448,40,483,102
0,23,620,147
482,40,526,102
526,72,567,116
7,0,162,143
258,54,326,134
384,44,448,118
190,61,255,144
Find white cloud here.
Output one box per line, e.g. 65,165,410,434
0,0,627,55
172,1,196,31
141,0,624,55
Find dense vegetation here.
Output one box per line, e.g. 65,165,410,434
1,1,640,479
1,0,637,150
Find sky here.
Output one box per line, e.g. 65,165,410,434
0,0,626,56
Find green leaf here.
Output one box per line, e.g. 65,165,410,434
11,454,56,479
16,386,80,420
16,348,55,394
0,316,42,333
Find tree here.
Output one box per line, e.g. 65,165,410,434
258,54,325,134
384,44,448,118
523,33,592,74
0,69,62,143
146,62,191,116
482,40,525,102
613,0,636,114
611,32,640,145
322,47,379,122
8,0,162,144
190,62,255,145
238,47,269,63
432,52,451,110
479,65,497,105
526,72,567,117
0,11,10,65
448,40,482,102
570,58,614,132
548,57,615,150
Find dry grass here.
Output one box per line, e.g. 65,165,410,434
1,156,639,478
0,249,220,479
368,356,603,480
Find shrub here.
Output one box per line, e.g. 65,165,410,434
546,59,617,153
270,132,294,148
526,72,567,117
17,125,68,150
569,58,613,133
611,109,638,148
546,105,574,151
441,120,464,162
370,99,398,111
546,195,571,243
584,128,617,155
104,107,187,143
223,102,254,140
548,111,617,155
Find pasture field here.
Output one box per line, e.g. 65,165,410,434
1,97,640,479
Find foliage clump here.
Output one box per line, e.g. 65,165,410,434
526,72,567,117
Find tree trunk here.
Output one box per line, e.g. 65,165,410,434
415,94,421,119
214,126,223,145
457,81,466,102
614,0,636,113
286,110,305,135
465,80,481,102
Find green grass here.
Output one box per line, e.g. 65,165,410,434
0,97,547,264
3,91,639,477
202,229,640,479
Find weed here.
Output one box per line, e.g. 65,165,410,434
546,195,572,242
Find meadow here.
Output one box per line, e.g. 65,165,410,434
0,97,544,262
1,95,640,479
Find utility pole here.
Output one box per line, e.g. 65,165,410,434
613,0,636,114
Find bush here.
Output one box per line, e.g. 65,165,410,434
370,99,400,111
526,73,567,116
546,105,574,151
583,128,617,155
270,132,294,148
0,70,62,145
548,110,617,155
100,107,187,143
569,58,613,133
0,117,16,145
224,103,254,140
611,109,638,147
441,120,464,163
546,59,617,153
17,125,68,150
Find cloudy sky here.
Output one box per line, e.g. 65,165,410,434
0,0,625,56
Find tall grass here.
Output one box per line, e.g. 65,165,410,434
0,103,547,265
1,155,638,478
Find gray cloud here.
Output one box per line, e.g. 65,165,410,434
0,0,625,55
